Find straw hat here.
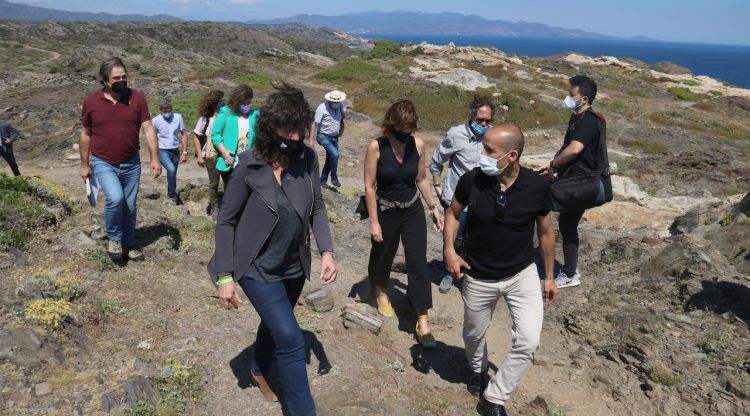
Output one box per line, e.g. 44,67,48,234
324,90,346,103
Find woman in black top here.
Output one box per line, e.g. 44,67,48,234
213,83,337,415
364,99,444,348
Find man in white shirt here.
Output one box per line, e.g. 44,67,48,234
152,97,188,203
311,90,346,188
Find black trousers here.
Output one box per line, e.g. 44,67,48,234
0,144,20,176
559,209,585,276
367,201,433,310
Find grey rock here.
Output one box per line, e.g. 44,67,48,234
75,231,98,247
738,192,750,217
100,375,159,412
305,288,334,312
0,327,61,367
34,381,52,397
296,51,335,68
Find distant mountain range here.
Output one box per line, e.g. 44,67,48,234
0,0,180,22
249,11,652,40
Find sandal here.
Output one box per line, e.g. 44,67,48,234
250,369,279,402
374,286,395,318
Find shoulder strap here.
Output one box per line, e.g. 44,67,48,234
201,116,210,136
588,109,610,174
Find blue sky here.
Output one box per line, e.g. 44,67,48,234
12,0,750,45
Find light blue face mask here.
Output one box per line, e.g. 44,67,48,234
471,121,491,137
162,112,173,120
330,102,342,110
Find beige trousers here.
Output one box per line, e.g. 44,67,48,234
462,263,544,405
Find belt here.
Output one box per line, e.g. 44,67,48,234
377,192,420,210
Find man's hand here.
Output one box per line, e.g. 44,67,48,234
80,164,91,180
535,158,555,179
217,280,242,310
150,159,162,178
319,252,337,285
434,185,443,200
179,153,187,164
196,155,206,168
543,278,558,305
3,139,11,145
444,251,469,279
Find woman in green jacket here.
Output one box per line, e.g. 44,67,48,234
212,83,259,186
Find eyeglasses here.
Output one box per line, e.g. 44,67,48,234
494,191,507,220
475,118,493,124
110,75,128,81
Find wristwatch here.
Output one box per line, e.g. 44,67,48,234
182,151,188,155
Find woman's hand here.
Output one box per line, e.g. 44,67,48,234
221,151,233,168
179,152,187,165
431,207,444,232
217,280,242,310
196,155,206,168
319,253,337,285
369,222,383,243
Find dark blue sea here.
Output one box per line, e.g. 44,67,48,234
361,34,750,88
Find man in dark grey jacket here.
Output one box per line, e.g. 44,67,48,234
0,120,21,176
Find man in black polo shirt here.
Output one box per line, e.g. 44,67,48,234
444,124,557,416
538,74,601,289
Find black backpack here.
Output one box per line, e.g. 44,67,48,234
550,110,613,212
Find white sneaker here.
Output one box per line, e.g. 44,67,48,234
555,271,581,289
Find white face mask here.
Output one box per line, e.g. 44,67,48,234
479,151,511,176
562,95,582,112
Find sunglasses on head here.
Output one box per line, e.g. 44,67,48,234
494,191,507,220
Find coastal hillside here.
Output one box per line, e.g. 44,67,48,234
1,21,749,416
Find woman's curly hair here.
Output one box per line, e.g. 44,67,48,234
253,82,313,164
197,90,225,118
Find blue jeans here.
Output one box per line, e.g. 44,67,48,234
158,148,180,199
238,276,314,416
317,133,339,182
90,153,141,246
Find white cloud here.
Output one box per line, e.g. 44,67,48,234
227,0,261,4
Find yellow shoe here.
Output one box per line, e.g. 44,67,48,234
377,300,395,317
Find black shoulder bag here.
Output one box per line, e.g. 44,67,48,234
551,111,613,212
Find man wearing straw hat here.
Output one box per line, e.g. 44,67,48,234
311,90,346,189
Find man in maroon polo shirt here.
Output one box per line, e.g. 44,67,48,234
79,57,162,261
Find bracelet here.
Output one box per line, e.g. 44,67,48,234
433,184,441,188
428,203,437,211
216,277,234,286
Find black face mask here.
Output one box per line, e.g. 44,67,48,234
392,130,411,143
276,136,305,158
111,81,128,93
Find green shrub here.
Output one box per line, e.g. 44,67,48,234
680,79,701,87
124,400,155,416
621,139,667,154
310,58,382,84
232,72,272,89
667,87,709,101
84,248,119,271
699,333,731,356
0,175,69,250
616,157,637,170
406,46,425,57
157,364,202,413
363,40,403,60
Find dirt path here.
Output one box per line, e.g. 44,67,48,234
18,45,61,69
13,126,678,415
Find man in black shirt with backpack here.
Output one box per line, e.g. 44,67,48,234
538,75,607,289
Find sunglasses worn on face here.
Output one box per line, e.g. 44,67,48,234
476,118,493,124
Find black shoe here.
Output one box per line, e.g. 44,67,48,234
468,370,489,396
476,397,508,416
320,180,329,189
331,178,341,188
